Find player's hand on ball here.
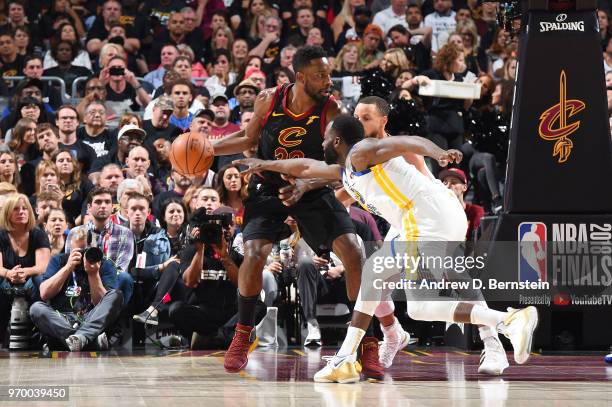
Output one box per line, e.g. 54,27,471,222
438,149,463,167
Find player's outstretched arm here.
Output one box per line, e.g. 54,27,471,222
234,158,342,181
211,88,275,156
351,136,462,170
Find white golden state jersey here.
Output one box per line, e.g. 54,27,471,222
342,154,468,241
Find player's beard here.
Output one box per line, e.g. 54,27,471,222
304,82,327,103
324,143,339,164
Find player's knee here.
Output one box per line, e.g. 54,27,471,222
334,234,364,266
243,241,270,268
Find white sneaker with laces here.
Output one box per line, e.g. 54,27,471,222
65,335,83,352
314,353,359,383
478,336,509,375
497,306,539,364
379,325,410,368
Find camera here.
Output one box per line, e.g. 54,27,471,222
78,247,104,263
189,208,233,245
109,66,125,76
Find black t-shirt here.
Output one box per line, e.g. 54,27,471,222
142,0,184,35
77,127,115,159
142,119,182,143
60,139,98,174
0,55,25,88
105,83,136,103
0,228,50,270
179,244,241,308
62,179,94,224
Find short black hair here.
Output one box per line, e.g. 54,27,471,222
87,186,113,205
388,24,408,36
293,45,327,73
330,114,364,147
358,96,390,116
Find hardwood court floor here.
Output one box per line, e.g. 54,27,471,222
0,347,611,406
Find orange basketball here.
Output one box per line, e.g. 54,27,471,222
170,131,214,177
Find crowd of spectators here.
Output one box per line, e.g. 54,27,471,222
1,0,600,350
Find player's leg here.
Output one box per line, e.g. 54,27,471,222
375,299,411,368
224,238,274,373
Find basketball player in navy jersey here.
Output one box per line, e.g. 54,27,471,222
212,46,380,376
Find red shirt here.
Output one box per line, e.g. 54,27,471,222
210,122,241,141
465,203,485,241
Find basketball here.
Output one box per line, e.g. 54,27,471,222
169,131,214,177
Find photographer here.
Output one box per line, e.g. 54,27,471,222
168,206,264,349
31,227,123,351
99,56,150,113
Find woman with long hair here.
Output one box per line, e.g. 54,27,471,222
405,43,472,176
215,164,247,229
43,207,67,256
132,197,187,327
7,117,37,165
32,161,63,211
52,148,93,225
231,38,249,76
454,19,486,75
331,0,366,44
0,148,20,189
1,98,48,141
206,49,237,96
0,193,51,315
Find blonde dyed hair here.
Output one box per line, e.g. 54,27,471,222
0,193,36,231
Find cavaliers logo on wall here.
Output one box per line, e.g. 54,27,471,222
538,70,586,163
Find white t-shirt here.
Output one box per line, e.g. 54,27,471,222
372,6,408,35
424,10,457,52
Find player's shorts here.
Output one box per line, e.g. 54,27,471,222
242,182,355,255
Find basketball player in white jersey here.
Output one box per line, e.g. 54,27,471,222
353,96,510,375
235,114,538,383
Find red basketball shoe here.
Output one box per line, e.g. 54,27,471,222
359,337,385,380
224,323,258,373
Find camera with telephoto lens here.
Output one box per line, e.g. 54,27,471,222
189,208,233,245
78,247,104,263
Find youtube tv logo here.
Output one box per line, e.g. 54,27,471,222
553,293,570,306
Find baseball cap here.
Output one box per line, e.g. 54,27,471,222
194,108,215,121
438,167,467,185
118,124,146,140
233,78,260,97
154,95,174,111
211,93,229,104
364,24,384,39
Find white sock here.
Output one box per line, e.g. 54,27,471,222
336,326,366,358
470,305,506,329
478,325,498,341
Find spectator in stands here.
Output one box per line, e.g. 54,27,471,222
31,160,62,203
273,67,294,86
142,96,182,152
454,19,487,76
406,43,472,175
89,124,145,176
172,55,194,84
0,30,24,88
55,105,96,174
6,117,37,164
0,193,51,336
439,167,484,242
0,147,20,189
43,41,92,96
100,56,150,112
66,186,134,306
96,42,125,73
487,28,512,78
33,190,62,229
359,24,385,69
96,164,124,199
32,226,122,351
215,164,246,224
124,146,165,196
144,44,179,89
204,26,234,67
132,197,187,327
210,93,241,170
172,205,262,350
599,10,611,50
3,1,40,45
169,78,195,131
387,24,432,72
249,14,283,66
149,11,202,69
1,96,49,142
206,50,236,96
126,193,174,310
230,78,259,124
53,148,94,225
153,169,192,219
151,138,172,186
110,178,143,227
231,38,249,76
21,55,63,111
331,0,366,44
44,23,91,71
18,124,59,195
76,77,117,122
86,0,140,56
190,107,214,136
13,26,30,57
373,0,408,35
39,1,87,43
424,0,457,52
43,207,67,256
77,101,114,159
